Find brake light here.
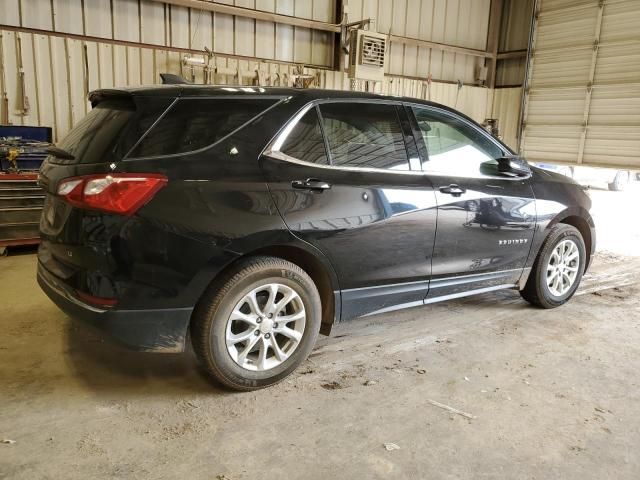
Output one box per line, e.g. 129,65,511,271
57,174,167,215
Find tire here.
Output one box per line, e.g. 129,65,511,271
191,256,321,391
520,224,586,308
608,171,628,191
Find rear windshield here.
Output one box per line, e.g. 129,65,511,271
128,98,279,158
52,97,172,165
54,99,134,164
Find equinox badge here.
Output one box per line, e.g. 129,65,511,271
498,239,528,246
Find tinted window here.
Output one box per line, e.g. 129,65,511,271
320,103,409,170
56,99,134,164
116,97,174,158
130,98,278,157
412,107,503,176
279,107,328,165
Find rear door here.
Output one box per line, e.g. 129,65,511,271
262,100,438,319
407,105,536,301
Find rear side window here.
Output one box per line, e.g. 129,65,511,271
279,107,328,165
129,98,278,158
319,102,409,171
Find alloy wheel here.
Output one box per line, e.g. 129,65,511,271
546,239,580,296
225,283,306,371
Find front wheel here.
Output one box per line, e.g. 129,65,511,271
191,256,321,391
520,224,586,308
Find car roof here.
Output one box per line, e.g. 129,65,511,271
88,84,512,152
89,84,452,111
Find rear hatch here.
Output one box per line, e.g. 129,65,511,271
38,91,173,304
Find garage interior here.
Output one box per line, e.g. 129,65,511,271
1,0,639,478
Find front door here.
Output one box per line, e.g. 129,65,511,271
408,105,536,301
262,101,437,319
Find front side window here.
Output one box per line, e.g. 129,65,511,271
412,107,503,176
319,102,410,171
279,107,328,165
130,98,278,157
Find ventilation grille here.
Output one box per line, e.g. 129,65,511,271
359,35,386,67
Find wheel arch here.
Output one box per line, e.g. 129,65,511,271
550,209,595,271
249,243,340,336
191,241,340,337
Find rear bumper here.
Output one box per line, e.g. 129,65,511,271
37,264,192,353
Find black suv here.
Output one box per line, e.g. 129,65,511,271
38,86,595,390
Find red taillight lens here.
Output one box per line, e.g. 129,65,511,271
75,290,118,307
57,174,167,215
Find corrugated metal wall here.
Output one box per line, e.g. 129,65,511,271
0,0,336,67
0,0,500,142
521,0,640,168
496,0,532,87
492,87,521,150
347,0,491,82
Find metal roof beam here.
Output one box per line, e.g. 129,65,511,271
152,0,496,60
387,34,493,59
156,0,342,33
497,49,527,60
485,0,505,88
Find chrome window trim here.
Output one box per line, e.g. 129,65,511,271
263,149,426,176
269,101,317,152
266,98,421,175
266,98,527,181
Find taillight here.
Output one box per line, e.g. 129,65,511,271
56,174,167,215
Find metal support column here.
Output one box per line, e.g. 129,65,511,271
576,0,605,165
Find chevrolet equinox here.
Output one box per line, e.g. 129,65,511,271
37,86,596,390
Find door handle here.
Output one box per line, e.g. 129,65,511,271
291,178,332,192
439,184,466,197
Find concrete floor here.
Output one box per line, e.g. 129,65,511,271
1,184,639,479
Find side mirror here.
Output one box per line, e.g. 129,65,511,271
497,156,531,178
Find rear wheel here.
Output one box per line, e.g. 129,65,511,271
520,224,585,308
191,256,321,391
608,171,628,191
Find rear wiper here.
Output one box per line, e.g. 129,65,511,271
46,146,75,160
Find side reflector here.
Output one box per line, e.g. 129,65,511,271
57,173,167,215
75,290,118,307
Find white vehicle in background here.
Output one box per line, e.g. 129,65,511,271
534,164,633,191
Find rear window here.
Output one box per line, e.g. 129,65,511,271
53,97,171,165
279,107,329,165
128,98,279,158
319,102,410,171
55,99,134,165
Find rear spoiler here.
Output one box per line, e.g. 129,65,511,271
88,89,133,107
88,74,189,107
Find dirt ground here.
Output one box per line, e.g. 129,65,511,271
1,184,639,479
